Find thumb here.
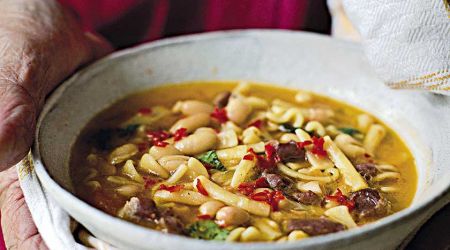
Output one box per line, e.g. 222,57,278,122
0,33,112,171
0,83,37,170
83,31,114,62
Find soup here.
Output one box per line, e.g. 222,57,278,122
71,82,417,242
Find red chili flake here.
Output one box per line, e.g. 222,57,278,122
197,214,212,220
249,144,280,169
311,137,328,157
243,153,255,161
173,127,188,141
250,191,270,201
265,144,281,163
143,177,160,189
210,107,228,124
196,180,209,196
249,190,285,211
238,177,269,196
158,184,184,193
297,140,313,148
138,107,152,115
247,119,263,129
325,188,355,211
154,140,169,147
203,163,213,170
254,177,269,188
364,153,371,158
137,142,149,152
147,130,171,147
270,190,285,211
146,130,171,141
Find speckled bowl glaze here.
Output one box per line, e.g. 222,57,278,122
33,30,450,250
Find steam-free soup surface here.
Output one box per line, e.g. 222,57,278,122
71,82,416,242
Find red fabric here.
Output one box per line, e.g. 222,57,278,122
58,0,310,47
0,213,5,250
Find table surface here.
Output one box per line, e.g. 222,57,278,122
0,204,448,249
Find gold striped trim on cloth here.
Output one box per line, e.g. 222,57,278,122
386,69,450,91
444,0,450,18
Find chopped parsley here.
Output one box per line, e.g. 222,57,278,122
338,127,360,136
196,150,226,171
186,220,229,241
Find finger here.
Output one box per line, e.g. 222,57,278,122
0,84,36,170
84,31,114,61
0,167,48,249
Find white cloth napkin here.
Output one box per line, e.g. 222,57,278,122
17,156,86,250
338,0,450,95
18,156,116,250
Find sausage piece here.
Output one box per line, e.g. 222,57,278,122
292,191,322,206
213,91,232,108
350,188,391,219
261,171,293,190
355,163,378,181
287,218,345,236
276,141,306,163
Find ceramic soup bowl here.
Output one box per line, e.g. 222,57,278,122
33,30,450,250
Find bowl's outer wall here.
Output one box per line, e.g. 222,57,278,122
34,30,450,250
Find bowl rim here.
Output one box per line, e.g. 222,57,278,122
32,29,450,249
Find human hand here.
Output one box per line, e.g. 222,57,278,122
0,0,112,248
0,167,48,249
0,0,113,170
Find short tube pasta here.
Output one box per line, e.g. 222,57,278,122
195,176,271,216
323,136,368,191
230,157,256,188
139,154,169,179
153,189,212,206
363,124,386,155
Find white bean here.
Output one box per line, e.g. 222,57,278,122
173,100,214,115
170,113,210,134
216,206,250,227
149,145,182,159
199,200,225,217
226,95,252,124
174,128,218,155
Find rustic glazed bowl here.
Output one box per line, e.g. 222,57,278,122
33,30,450,250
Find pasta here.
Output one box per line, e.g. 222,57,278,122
195,176,271,217
266,105,305,127
363,124,387,155
334,134,366,158
323,136,368,191
72,81,416,243
217,129,239,149
241,126,263,144
230,157,256,188
304,121,326,137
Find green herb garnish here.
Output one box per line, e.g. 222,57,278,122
187,220,229,241
197,150,226,171
119,124,140,137
338,127,360,136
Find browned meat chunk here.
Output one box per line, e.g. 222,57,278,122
355,163,379,181
292,191,322,206
287,218,345,236
261,170,293,190
119,197,185,235
118,197,157,220
350,188,391,219
276,141,306,163
158,210,186,234
213,91,231,108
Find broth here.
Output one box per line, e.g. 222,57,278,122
71,82,417,242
